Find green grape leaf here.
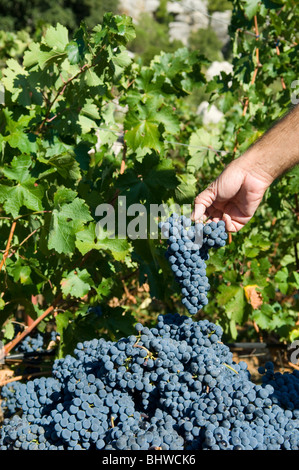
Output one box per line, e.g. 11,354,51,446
38,153,82,181
43,23,69,52
2,59,27,89
242,0,260,19
48,198,93,254
188,128,221,167
61,268,93,298
0,180,44,219
244,246,260,258
156,107,180,135
7,130,37,154
3,321,14,339
144,158,178,190
280,254,295,267
287,166,299,194
292,271,299,289
76,222,131,261
66,42,81,65
85,69,104,87
112,48,133,73
24,42,66,69
2,61,43,107
95,278,115,299
101,306,136,339
274,268,289,295
5,259,33,286
217,284,240,305
2,155,32,183
81,100,101,121
225,286,245,324
174,173,197,204
53,187,78,206
252,304,273,330
78,115,98,134
104,13,136,44
125,119,161,152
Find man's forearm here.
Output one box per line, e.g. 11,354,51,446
237,104,299,184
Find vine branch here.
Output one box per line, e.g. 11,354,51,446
0,221,17,273
0,371,52,387
4,293,62,356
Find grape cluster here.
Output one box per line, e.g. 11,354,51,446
0,330,60,417
1,314,298,450
15,333,45,354
13,329,59,355
160,214,227,314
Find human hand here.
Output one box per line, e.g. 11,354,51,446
191,156,273,232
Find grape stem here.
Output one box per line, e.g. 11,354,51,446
223,363,239,374
133,343,154,358
4,293,62,357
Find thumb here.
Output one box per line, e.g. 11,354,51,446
191,184,217,222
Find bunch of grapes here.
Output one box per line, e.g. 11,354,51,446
160,214,228,314
10,325,60,355
15,333,45,354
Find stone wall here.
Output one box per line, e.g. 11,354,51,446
117,0,161,20
117,0,232,46
117,0,233,124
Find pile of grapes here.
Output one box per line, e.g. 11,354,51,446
160,214,227,314
1,215,298,450
1,314,298,450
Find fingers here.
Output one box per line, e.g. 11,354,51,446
222,212,246,232
222,213,237,232
191,202,208,223
191,183,217,222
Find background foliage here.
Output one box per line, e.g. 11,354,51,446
0,0,119,32
0,0,298,370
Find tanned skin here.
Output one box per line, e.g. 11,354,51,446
192,104,299,232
